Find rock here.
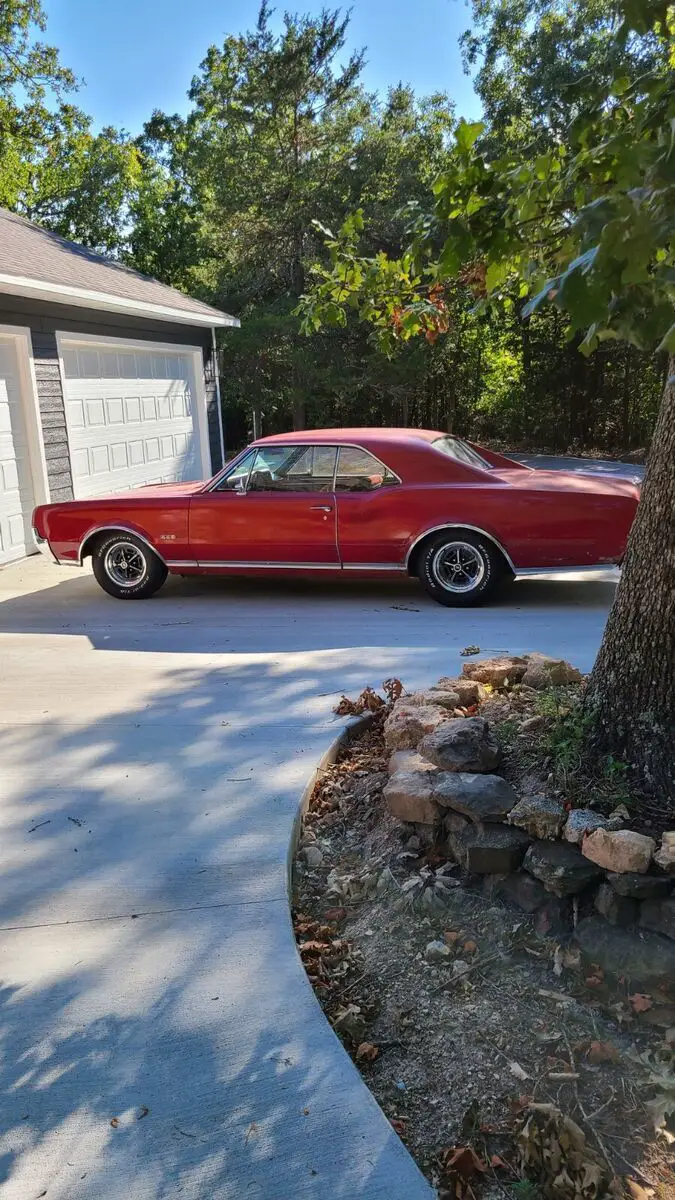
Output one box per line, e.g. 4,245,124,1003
444,810,470,834
640,897,675,941
447,823,531,874
383,704,447,750
655,832,675,874
302,844,324,870
582,828,656,875
575,915,675,989
404,689,461,711
404,834,421,853
563,809,609,844
534,896,572,937
433,772,518,822
606,872,672,900
388,749,438,777
420,717,501,773
523,840,604,896
520,652,583,689
384,770,440,825
507,794,566,839
461,656,528,688
435,677,488,706
606,804,631,832
425,939,452,963
486,871,549,914
594,881,639,927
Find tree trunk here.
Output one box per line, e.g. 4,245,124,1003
292,396,306,430
584,356,675,805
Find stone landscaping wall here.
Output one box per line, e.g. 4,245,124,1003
382,655,675,975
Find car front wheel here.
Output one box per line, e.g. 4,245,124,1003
417,531,504,607
91,532,168,600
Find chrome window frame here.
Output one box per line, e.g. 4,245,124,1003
207,442,402,494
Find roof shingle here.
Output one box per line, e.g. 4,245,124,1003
0,207,236,326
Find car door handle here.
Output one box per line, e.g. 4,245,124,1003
310,505,333,513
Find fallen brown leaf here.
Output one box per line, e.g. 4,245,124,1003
629,993,654,1014
356,1042,380,1062
324,907,347,922
587,1040,620,1064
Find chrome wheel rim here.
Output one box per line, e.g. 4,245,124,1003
431,541,485,593
104,541,147,587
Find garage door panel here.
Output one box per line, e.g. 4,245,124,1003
62,342,205,499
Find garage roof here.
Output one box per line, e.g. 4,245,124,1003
0,207,239,329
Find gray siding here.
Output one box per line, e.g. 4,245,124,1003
30,330,74,501
0,296,225,484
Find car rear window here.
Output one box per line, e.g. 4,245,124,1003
432,437,493,470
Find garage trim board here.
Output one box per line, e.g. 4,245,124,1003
0,324,49,565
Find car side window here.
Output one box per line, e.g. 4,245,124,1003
248,445,338,493
334,447,399,492
214,449,257,491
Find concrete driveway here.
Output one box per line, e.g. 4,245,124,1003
0,558,619,1200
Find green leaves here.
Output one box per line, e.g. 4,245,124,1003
455,119,484,154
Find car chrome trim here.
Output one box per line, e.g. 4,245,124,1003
193,560,343,570
77,525,168,566
165,559,198,569
514,564,620,577
405,524,517,573
342,563,404,572
206,441,402,493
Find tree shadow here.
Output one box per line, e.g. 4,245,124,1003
0,637,432,1197
0,561,617,1196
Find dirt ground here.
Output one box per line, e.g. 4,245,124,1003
292,711,675,1200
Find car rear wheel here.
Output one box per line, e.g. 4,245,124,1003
417,531,504,607
91,532,168,600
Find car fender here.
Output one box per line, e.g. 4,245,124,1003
78,523,168,566
405,523,516,573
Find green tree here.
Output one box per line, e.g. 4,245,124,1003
299,0,675,807
0,0,142,254
133,4,456,433
461,0,663,148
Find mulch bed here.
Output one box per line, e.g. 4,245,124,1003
292,705,675,1200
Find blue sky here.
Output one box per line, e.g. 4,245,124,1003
42,0,480,134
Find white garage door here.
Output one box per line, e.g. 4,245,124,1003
61,341,207,499
0,337,35,565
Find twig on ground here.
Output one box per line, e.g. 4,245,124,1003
433,950,507,994
562,1028,616,1181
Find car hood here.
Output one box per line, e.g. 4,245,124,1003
116,480,207,500
493,467,640,499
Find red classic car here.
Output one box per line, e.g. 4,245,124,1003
31,428,639,606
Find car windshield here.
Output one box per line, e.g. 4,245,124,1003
431,437,493,471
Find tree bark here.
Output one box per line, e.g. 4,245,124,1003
584,356,675,805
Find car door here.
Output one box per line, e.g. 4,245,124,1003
188,444,341,565
333,446,406,567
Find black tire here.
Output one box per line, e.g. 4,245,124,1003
417,530,504,607
91,532,168,600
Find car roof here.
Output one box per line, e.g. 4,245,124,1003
252,427,443,447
